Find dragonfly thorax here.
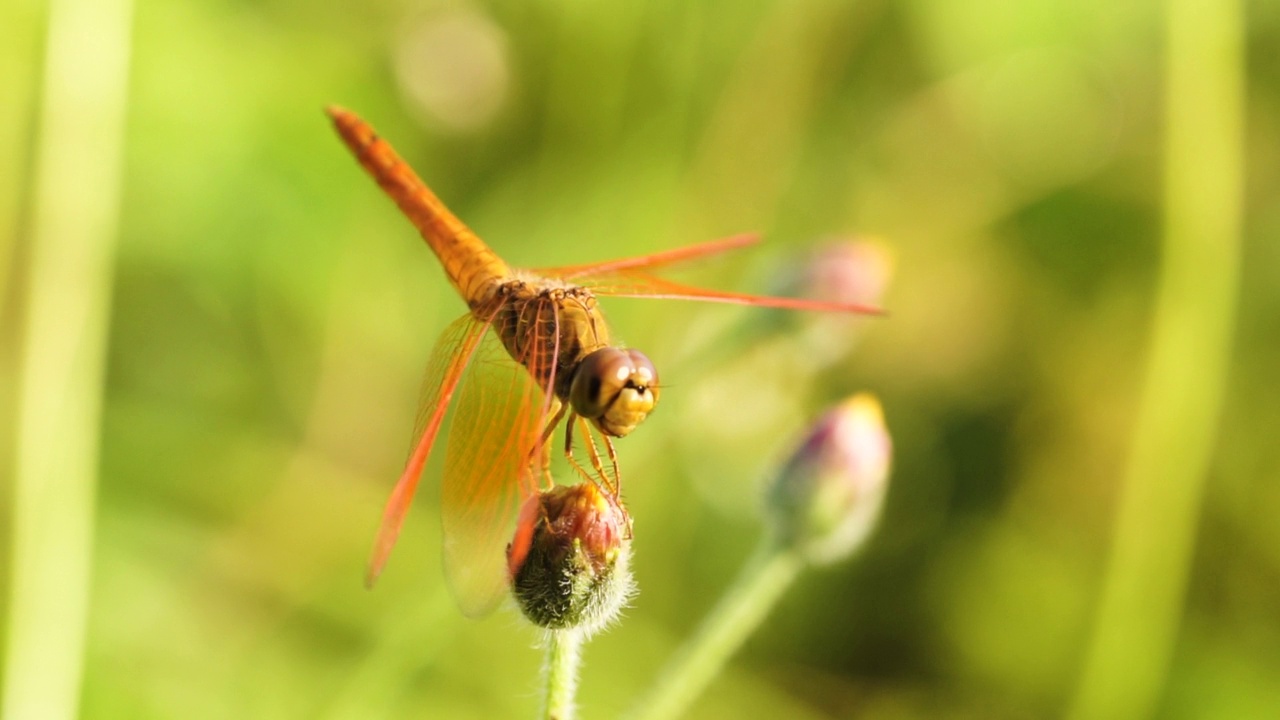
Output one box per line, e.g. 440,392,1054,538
487,279,658,438
489,279,609,391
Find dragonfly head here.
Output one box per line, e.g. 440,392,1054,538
570,347,659,437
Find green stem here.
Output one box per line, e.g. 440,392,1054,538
1068,0,1242,718
544,629,585,720
2,0,133,719
627,544,803,720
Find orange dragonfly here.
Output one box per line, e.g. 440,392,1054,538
327,106,880,616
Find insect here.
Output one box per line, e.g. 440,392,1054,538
327,106,879,615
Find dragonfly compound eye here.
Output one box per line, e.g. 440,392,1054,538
570,348,659,437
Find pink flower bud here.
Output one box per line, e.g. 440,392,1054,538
766,394,892,563
508,483,634,634
791,239,893,368
804,239,893,308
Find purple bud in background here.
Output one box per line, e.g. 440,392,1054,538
766,394,892,564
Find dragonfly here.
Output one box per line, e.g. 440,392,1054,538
327,106,881,616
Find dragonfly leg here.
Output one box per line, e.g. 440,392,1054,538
566,420,631,537
579,419,617,496
602,434,622,500
565,412,617,492
592,431,631,537
562,411,596,484
534,401,568,491
538,434,554,490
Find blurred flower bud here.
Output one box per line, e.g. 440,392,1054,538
804,239,894,309
508,483,634,635
788,238,894,370
766,393,892,564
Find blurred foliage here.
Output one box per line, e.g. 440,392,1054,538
2,0,1278,718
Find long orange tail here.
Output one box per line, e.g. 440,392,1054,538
327,106,510,306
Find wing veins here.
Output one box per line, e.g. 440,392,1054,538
366,313,492,588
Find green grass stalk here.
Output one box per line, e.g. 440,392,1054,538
2,0,134,718
1068,0,1243,717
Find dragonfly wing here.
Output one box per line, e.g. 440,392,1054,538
535,235,882,315
441,311,556,617
367,313,491,588
531,233,760,280
577,271,884,315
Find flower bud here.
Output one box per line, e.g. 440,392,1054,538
766,393,892,564
803,239,894,309
508,482,634,635
793,239,894,369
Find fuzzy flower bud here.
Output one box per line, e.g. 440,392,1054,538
766,393,892,564
508,482,634,635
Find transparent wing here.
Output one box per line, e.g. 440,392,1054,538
535,234,882,315
441,297,563,617
532,233,760,280
573,270,883,314
366,313,492,588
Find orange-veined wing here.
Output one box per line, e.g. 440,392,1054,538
439,333,543,616
535,236,883,315
586,271,883,314
533,233,760,280
367,301,560,616
367,312,492,588
440,295,568,616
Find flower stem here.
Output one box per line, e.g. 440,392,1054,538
544,628,585,720
627,544,804,720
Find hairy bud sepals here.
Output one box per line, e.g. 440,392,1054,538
508,482,634,635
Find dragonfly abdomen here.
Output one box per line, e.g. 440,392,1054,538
327,106,511,305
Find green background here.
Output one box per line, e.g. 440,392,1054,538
2,0,1277,717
